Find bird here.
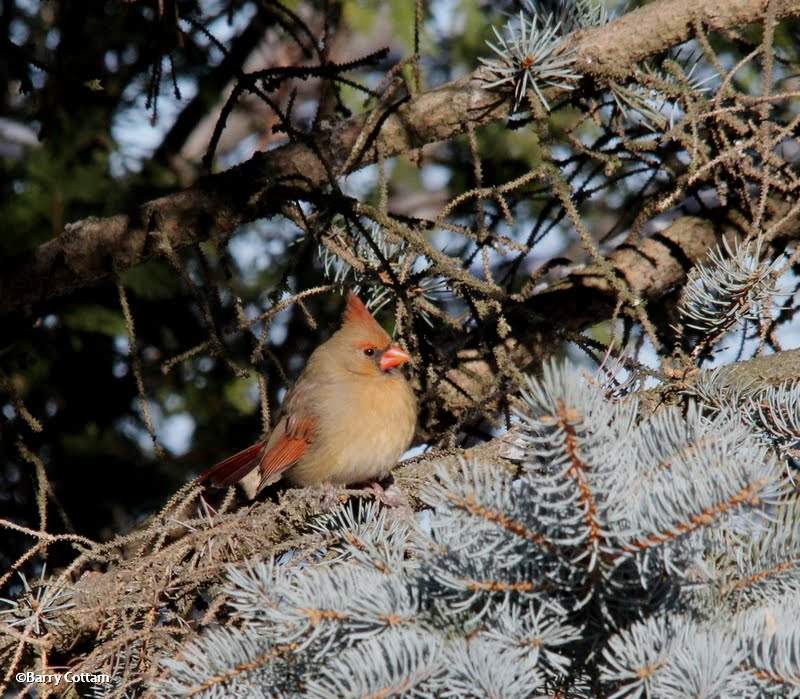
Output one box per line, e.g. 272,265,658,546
200,292,417,500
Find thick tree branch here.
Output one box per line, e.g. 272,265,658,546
712,347,800,389
524,203,800,336
527,216,721,333
2,0,798,315
574,0,800,76
440,214,799,414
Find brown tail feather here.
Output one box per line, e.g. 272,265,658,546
200,441,266,488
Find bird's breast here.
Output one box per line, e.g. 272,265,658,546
287,375,416,486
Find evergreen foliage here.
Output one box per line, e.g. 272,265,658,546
151,362,800,698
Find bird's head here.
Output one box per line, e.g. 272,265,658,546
332,293,411,378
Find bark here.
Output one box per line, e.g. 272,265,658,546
527,216,722,333
574,0,800,76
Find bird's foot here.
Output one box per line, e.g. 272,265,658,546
366,481,409,509
320,482,349,511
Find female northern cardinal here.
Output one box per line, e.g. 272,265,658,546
200,293,417,499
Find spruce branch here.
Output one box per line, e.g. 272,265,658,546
39,357,784,697
608,46,717,131
689,368,800,461
678,236,781,357
225,560,423,654
442,636,544,698
8,352,800,697
154,627,289,698
305,629,445,699
600,615,754,699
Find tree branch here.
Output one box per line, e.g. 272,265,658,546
573,0,800,77
526,216,721,334
439,213,799,415
2,0,797,315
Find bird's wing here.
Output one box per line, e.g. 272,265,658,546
200,411,315,492
254,376,319,493
256,412,316,493
202,371,318,492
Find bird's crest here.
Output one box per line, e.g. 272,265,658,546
341,292,391,346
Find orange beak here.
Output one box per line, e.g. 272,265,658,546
380,345,411,371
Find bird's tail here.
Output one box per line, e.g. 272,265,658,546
199,441,266,488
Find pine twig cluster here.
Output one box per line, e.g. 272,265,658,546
478,0,600,111
152,361,800,698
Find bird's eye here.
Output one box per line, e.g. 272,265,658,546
363,348,375,357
